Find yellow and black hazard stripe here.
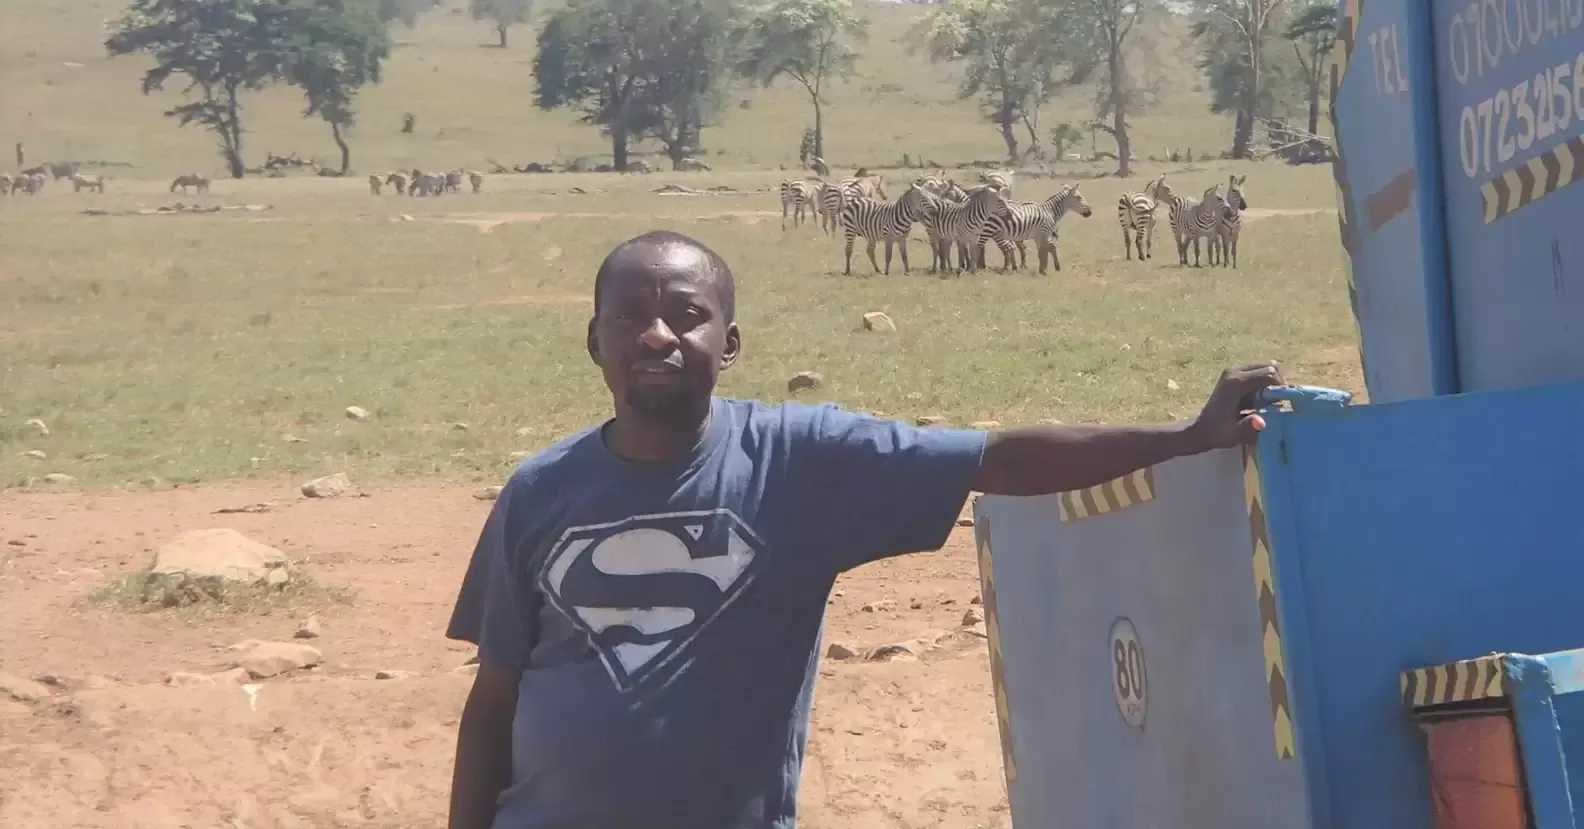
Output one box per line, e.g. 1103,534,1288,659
1480,136,1584,223
1400,654,1508,710
1243,447,1296,760
1057,467,1155,522
973,512,1019,791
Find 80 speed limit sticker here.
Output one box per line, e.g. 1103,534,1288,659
1109,617,1148,729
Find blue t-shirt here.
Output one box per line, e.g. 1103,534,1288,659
447,396,988,829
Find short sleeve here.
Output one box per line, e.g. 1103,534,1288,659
790,404,988,572
444,477,538,673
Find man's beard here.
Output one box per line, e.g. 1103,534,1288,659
624,385,710,429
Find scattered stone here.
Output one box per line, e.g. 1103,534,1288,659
282,434,308,443
294,616,323,639
214,503,272,514
18,450,45,460
23,418,49,437
825,643,859,660
1166,379,1181,391
861,311,896,332
300,472,353,498
962,622,989,639
7,539,25,547
375,670,414,680
474,486,503,501
909,599,924,610
464,653,481,666
515,427,533,438
860,599,895,613
970,594,983,605
866,643,920,662
509,450,533,462
344,406,371,422
1038,418,1064,425
962,607,986,626
956,516,975,528
81,453,108,462
165,672,217,687
787,371,824,393
968,420,1002,430
916,415,948,427
42,473,75,484
151,528,291,585
450,422,470,431
451,663,480,677
265,568,289,586
0,674,52,703
236,642,322,679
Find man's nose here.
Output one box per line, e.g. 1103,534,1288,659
638,317,679,350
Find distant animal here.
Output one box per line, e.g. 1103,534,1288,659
979,183,1094,274
15,172,46,194
69,173,106,193
677,157,711,172
1208,174,1249,268
468,171,484,194
978,170,1014,199
0,173,12,195
1117,174,1168,261
444,170,463,194
48,161,79,180
809,156,830,177
838,183,933,276
930,184,1010,275
1162,182,1228,267
170,173,210,194
368,174,384,196
778,178,821,230
384,171,409,195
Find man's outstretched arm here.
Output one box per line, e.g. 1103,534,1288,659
970,363,1283,497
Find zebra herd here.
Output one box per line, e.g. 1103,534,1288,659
781,168,1251,275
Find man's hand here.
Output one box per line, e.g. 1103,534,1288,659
1189,362,1286,451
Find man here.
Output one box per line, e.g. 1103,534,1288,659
448,230,1283,829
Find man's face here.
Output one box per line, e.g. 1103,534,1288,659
588,244,739,426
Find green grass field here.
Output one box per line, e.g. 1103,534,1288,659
0,0,1361,492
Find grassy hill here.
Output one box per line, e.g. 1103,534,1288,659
2,0,1239,177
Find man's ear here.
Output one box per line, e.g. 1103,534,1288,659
721,323,742,371
586,317,600,365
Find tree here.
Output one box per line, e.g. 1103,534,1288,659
909,0,1060,164
106,0,283,178
533,0,649,170
376,0,438,28
1065,0,1152,176
281,0,392,175
471,0,532,48
1192,0,1290,158
1284,1,1336,137
737,0,869,161
630,0,739,168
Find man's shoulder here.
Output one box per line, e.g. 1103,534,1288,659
718,396,867,434
503,424,604,490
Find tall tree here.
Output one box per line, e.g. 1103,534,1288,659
471,0,532,48
533,0,650,171
1284,1,1336,137
630,0,739,168
910,0,1059,164
281,0,392,175
1192,0,1290,158
736,0,869,161
106,0,283,178
1054,0,1154,176
376,0,438,28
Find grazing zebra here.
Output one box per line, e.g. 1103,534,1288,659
384,171,409,195
368,174,384,195
1209,174,1248,268
839,183,932,276
978,170,1014,199
1162,182,1228,267
469,171,485,194
1117,174,1168,261
778,178,820,230
979,184,1094,274
931,184,1010,276
169,173,210,194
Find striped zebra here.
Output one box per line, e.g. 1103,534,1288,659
1162,182,1228,267
839,183,932,276
1208,174,1248,268
820,174,885,235
931,184,1010,276
979,184,1094,274
1117,174,1168,261
913,178,978,272
779,178,821,230
978,170,1014,199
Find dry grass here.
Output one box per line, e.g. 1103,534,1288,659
0,0,1360,492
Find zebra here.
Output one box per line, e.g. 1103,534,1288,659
821,174,885,235
839,183,932,276
978,184,1094,274
779,178,821,230
1162,182,1228,267
911,176,979,272
1209,174,1248,268
1117,174,1168,261
930,184,1010,276
978,170,1014,199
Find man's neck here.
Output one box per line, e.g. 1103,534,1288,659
604,399,714,463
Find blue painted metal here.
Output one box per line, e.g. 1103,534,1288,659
1255,384,1354,411
1253,380,1584,828
1546,648,1584,696
1428,0,1584,393
1506,656,1580,829
1331,0,1458,402
973,450,1310,829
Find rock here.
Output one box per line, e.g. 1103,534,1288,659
968,420,1001,430
265,568,289,586
345,406,371,421
236,642,322,679
165,672,217,687
787,371,824,393
916,415,948,427
474,486,503,501
509,451,533,462
451,663,480,677
18,450,45,460
24,418,49,437
42,473,75,484
515,427,533,438
151,528,290,585
375,670,414,680
300,472,353,498
825,643,859,660
970,594,983,605
450,421,470,431
0,673,52,702
956,516,975,527
866,643,920,662
1038,418,1064,425
282,434,308,443
860,599,895,613
210,668,251,684
294,616,322,639
962,607,986,626
962,622,989,639
861,311,897,332
1166,379,1181,391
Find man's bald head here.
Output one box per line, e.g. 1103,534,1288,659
593,230,736,323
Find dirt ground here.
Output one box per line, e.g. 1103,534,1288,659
0,483,1010,829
